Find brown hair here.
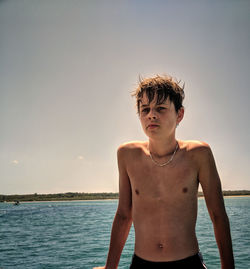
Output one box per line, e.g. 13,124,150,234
132,74,185,114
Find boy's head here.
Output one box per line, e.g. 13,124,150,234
132,75,185,114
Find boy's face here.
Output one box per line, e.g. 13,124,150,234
138,93,184,139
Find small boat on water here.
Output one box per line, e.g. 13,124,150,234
14,201,20,206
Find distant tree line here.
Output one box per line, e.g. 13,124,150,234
0,192,119,202
0,190,250,202
198,190,250,197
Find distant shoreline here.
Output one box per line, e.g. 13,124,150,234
0,192,119,202
2,196,250,204
1,191,250,202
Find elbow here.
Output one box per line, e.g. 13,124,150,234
116,209,132,222
210,210,229,225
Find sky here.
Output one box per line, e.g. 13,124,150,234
1,0,250,195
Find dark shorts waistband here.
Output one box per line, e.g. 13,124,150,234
130,252,207,269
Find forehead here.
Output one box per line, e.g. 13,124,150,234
140,93,170,105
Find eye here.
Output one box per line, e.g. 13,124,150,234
157,107,166,112
141,108,150,113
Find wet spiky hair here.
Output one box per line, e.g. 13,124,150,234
132,74,185,114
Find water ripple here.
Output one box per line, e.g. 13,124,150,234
0,198,249,268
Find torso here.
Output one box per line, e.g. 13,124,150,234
125,140,202,261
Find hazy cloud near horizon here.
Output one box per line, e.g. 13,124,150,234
1,0,250,194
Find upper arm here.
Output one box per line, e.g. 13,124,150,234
197,143,227,221
116,145,132,219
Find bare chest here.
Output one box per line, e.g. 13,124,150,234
127,153,199,202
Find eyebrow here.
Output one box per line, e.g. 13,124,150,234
141,103,168,107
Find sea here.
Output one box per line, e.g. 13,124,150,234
0,197,249,269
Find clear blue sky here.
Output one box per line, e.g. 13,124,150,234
1,0,249,194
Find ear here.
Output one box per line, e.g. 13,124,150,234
177,107,184,124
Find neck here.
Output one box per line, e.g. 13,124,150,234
148,135,178,157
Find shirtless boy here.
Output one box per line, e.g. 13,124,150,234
93,75,234,269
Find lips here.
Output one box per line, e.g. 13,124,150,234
147,124,159,129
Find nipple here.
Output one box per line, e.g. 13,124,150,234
182,187,188,193
135,189,139,195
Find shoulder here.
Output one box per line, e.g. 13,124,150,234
181,140,217,174
180,140,214,164
116,141,146,170
117,141,146,160
117,141,146,153
181,140,211,154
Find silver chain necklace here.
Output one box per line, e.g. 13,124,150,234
149,142,179,167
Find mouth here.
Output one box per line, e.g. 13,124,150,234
147,124,159,129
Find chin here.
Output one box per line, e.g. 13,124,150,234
145,131,161,139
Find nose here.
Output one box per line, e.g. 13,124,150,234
148,109,157,120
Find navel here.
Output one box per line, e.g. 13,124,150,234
135,189,139,195
182,187,188,193
158,243,164,249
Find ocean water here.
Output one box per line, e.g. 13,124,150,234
0,197,249,268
